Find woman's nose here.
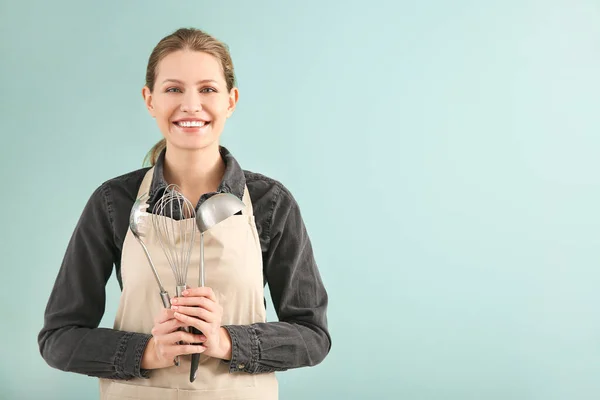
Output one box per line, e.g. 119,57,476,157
180,92,202,113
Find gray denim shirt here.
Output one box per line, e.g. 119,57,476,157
38,146,331,380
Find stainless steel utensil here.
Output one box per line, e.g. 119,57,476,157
151,184,197,367
151,184,197,299
129,192,171,308
189,192,245,382
196,192,246,287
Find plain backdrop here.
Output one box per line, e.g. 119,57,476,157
1,1,599,399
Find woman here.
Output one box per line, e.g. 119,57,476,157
38,27,331,400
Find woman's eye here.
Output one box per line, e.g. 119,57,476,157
200,87,216,93
166,87,182,93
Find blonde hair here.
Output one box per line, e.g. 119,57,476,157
143,27,236,166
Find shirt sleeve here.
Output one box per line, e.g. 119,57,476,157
38,183,151,379
223,183,331,373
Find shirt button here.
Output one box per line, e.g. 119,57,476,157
237,364,245,370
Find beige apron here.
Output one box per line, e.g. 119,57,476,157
99,168,278,400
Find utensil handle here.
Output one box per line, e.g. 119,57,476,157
199,234,205,287
175,285,190,333
189,326,202,382
156,291,180,366
137,237,167,293
190,234,205,382
160,291,171,308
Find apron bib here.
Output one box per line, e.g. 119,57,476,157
99,168,278,400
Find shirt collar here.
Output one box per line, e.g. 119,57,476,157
147,145,246,210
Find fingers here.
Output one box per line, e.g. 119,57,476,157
154,308,176,324
171,295,217,311
151,316,187,336
173,312,211,333
176,344,208,356
171,305,217,323
155,342,207,361
179,287,217,302
149,304,210,365
163,330,206,345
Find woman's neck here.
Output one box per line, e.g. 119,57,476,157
162,144,226,206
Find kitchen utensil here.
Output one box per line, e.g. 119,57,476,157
151,184,197,299
129,192,171,308
151,184,197,367
189,192,245,382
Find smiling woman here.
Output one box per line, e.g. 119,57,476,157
38,27,331,400
142,48,238,169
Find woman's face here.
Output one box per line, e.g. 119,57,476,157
143,50,238,152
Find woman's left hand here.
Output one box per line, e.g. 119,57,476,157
170,287,232,360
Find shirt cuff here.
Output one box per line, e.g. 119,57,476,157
114,332,152,379
222,325,259,373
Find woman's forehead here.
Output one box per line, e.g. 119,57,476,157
156,50,224,82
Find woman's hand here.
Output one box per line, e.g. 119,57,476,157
141,308,207,370
170,287,232,360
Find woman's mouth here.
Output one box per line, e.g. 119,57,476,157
174,120,209,128
172,119,211,133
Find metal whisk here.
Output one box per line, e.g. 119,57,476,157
151,184,197,299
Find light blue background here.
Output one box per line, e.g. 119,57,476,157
1,1,599,399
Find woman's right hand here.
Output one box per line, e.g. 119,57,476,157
141,308,207,370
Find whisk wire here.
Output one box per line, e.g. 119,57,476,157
151,184,197,296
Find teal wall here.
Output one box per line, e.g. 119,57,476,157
1,1,599,399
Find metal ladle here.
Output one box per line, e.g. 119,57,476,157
189,192,246,382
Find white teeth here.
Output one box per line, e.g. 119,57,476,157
176,121,206,127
